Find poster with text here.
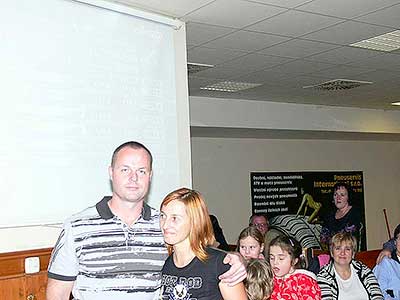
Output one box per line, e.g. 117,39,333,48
250,171,365,250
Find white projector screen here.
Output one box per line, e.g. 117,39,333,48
0,0,185,227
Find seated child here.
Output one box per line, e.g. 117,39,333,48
245,258,274,300
269,236,321,300
237,226,265,261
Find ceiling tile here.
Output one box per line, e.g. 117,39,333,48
301,21,394,45
306,46,380,64
182,0,287,28
220,53,293,71
312,65,376,78
297,0,400,19
245,0,313,9
348,53,400,70
354,70,400,84
186,22,236,46
114,0,214,17
258,39,339,58
188,46,247,65
232,68,293,84
247,10,343,38
266,59,336,76
202,30,290,51
355,3,400,28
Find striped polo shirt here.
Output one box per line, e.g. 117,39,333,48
48,197,168,300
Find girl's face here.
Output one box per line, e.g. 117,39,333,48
269,245,296,278
239,236,264,260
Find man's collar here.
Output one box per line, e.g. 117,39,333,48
96,196,151,221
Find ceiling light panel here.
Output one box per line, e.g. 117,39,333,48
303,79,373,91
200,81,262,92
350,30,400,52
187,62,214,75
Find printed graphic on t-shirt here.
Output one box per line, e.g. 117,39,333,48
161,274,203,300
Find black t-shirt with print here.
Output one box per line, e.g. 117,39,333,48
161,247,229,300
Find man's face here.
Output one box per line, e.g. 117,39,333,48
109,147,152,204
251,216,269,235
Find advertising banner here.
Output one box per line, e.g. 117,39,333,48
250,171,365,250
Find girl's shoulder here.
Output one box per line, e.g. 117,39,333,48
291,269,317,281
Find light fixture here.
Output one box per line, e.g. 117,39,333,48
391,102,400,106
349,30,400,52
187,62,214,74
303,79,373,91
200,81,262,92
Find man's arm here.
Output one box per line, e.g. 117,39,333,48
376,238,395,264
218,252,247,286
46,278,74,300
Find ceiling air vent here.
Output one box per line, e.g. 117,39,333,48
187,62,214,75
303,79,373,91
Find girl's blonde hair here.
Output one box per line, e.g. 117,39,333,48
160,188,215,262
245,259,274,300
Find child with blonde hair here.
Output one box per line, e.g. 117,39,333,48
245,258,274,300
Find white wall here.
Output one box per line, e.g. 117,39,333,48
191,137,400,249
190,96,400,134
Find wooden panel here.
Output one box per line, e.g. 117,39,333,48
25,271,48,300
355,249,380,269
0,248,52,278
0,248,53,300
0,276,24,300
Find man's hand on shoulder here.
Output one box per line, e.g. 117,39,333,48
376,249,391,264
219,252,247,286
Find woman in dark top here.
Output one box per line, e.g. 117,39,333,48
159,188,247,300
320,182,361,250
210,214,230,251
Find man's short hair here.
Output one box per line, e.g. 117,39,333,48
249,213,269,226
393,223,400,240
111,141,153,169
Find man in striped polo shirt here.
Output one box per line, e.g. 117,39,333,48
46,141,245,300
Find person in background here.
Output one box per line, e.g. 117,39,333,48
376,232,398,264
320,182,362,250
159,188,248,300
210,214,230,251
317,232,382,300
269,235,321,300
373,224,400,300
245,258,274,300
237,226,265,261
46,141,246,300
249,213,281,256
